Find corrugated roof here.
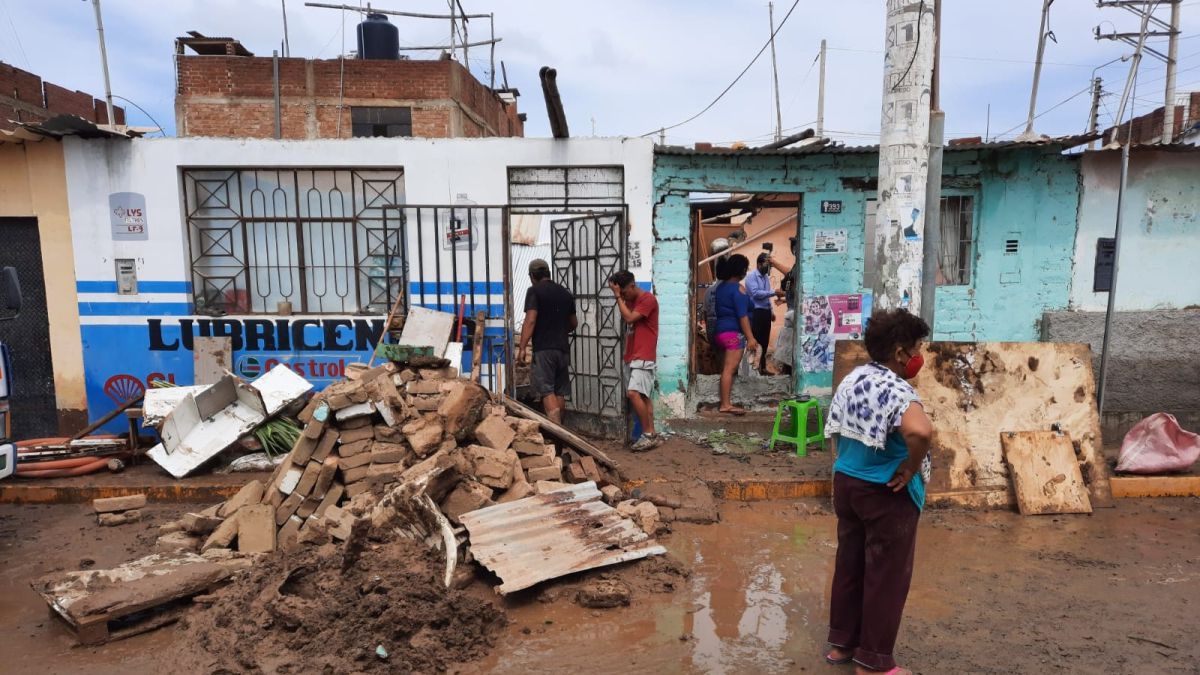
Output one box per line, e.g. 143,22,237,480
459,481,666,594
0,115,146,145
656,133,1100,157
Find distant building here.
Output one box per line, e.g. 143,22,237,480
173,31,523,140
1101,91,1200,146
0,61,126,131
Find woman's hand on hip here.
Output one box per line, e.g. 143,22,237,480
887,464,917,492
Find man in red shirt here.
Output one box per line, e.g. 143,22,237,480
608,270,661,452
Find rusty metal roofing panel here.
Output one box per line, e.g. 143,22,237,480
460,481,666,594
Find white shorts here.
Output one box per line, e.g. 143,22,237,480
625,359,656,397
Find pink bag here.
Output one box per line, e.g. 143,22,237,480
1116,413,1200,474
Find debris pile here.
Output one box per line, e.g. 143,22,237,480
92,494,146,527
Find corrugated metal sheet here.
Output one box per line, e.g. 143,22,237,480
460,481,666,594
0,115,147,145
655,133,1099,157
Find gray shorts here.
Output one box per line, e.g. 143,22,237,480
532,349,570,398
625,359,656,398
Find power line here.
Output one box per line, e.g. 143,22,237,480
826,45,1099,68
641,0,801,137
994,84,1093,138
0,0,30,70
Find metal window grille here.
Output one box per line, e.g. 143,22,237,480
184,168,405,314
938,195,975,286
507,166,624,208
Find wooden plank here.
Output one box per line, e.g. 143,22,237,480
502,396,619,469
193,337,232,385
1111,475,1200,498
1001,431,1092,515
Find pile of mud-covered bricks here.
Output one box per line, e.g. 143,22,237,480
153,360,662,557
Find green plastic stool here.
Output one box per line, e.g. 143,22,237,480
769,397,824,456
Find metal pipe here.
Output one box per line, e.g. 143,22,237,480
1162,0,1181,142
768,2,782,142
540,66,569,138
304,2,489,19
757,128,815,150
273,50,281,139
695,211,797,267
281,0,291,57
90,0,116,127
400,38,501,51
919,110,945,329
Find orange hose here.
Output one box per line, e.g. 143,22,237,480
15,458,110,478
13,456,97,470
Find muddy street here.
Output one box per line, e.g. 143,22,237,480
2,498,1198,674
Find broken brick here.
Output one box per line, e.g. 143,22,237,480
473,415,515,451
439,480,496,523
339,414,373,430
311,428,339,462
301,415,327,440
600,485,625,505
345,481,372,499
578,456,602,483
278,465,304,495
338,438,372,457
220,480,265,518
411,396,443,412
338,425,375,444
277,514,304,551
293,460,324,497
438,380,489,440
238,504,277,553
312,482,344,519
634,501,663,535
92,494,146,514
338,452,373,471
276,492,305,526
342,464,370,483
534,480,572,494
324,506,354,541
403,416,443,457
565,463,589,484
406,380,443,395
180,512,223,535
203,513,241,551
312,455,340,499
512,439,548,457
526,466,563,483
520,454,556,471
98,510,142,526
465,444,519,489
370,442,408,464
156,531,201,553
290,434,319,465
497,478,535,503
374,424,402,443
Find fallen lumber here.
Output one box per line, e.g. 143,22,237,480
31,553,240,645
501,396,618,470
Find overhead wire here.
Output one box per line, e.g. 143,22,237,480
640,0,802,137
0,0,30,70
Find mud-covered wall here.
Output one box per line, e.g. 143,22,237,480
651,146,1083,416
1042,309,1200,438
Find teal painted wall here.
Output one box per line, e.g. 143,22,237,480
651,146,1082,403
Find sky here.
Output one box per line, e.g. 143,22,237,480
2,0,1200,145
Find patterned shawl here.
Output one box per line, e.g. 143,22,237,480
825,362,932,482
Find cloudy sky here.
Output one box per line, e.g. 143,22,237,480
2,0,1198,144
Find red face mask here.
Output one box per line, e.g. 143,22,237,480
902,350,925,379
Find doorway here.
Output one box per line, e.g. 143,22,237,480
689,193,801,410
0,218,57,439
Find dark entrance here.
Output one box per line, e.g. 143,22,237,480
550,213,627,436
0,218,57,439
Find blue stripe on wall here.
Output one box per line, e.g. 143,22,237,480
409,281,504,295
77,280,193,293
78,302,193,316
415,303,506,316
637,281,652,291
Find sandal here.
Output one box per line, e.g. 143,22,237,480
718,407,747,416
825,648,853,665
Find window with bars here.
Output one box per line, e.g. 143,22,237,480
183,168,406,314
507,166,624,208
938,195,975,286
351,107,412,138
862,194,976,288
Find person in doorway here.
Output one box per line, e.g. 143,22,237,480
745,252,786,374
608,270,660,452
712,254,758,415
517,259,577,425
823,308,933,675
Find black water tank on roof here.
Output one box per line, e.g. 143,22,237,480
357,13,399,60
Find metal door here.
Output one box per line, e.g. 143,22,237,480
550,213,626,437
0,218,57,438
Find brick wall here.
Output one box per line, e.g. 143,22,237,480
176,55,521,139
0,62,125,131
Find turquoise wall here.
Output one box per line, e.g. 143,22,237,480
651,146,1082,401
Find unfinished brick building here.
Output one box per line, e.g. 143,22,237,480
0,62,126,132
174,34,523,139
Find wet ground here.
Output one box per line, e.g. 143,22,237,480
2,499,1198,673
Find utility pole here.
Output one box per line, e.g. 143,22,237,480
872,0,938,314
281,0,291,57
1088,76,1103,149
449,0,456,61
768,2,783,142
919,0,944,329
1018,0,1055,141
1097,6,1154,414
817,39,827,137
1096,1,1181,142
1163,0,1181,142
88,0,116,127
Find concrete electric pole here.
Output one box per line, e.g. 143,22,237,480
1163,0,1181,142
872,0,938,314
88,0,116,128
1018,0,1056,142
769,2,783,143
817,39,827,138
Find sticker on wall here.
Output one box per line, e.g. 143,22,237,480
828,294,864,337
801,295,835,372
109,192,148,241
814,229,848,254
903,207,922,242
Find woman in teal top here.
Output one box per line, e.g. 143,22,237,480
822,309,933,675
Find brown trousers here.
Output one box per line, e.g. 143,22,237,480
827,472,921,671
